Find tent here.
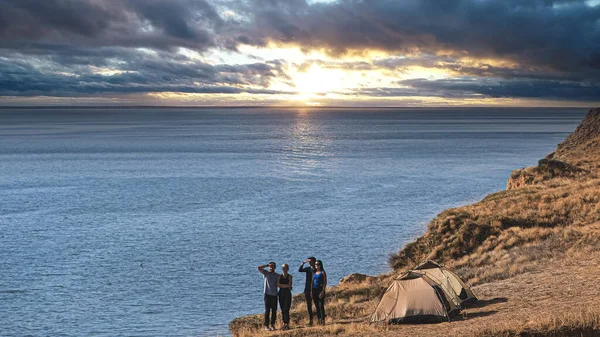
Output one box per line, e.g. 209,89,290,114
371,271,459,324
414,260,477,307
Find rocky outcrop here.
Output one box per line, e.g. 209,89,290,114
506,158,587,190
339,273,376,284
506,167,535,190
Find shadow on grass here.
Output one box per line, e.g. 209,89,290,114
467,297,509,308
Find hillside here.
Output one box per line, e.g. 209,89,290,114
230,108,600,337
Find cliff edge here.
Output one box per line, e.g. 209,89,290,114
551,108,600,163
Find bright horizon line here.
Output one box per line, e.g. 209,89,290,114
0,105,596,109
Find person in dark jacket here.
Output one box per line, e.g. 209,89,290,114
277,264,293,330
298,257,316,325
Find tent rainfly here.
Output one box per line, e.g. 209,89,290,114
371,271,459,324
414,260,477,307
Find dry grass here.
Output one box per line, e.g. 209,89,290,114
465,309,600,337
388,179,600,273
229,277,391,335
452,224,600,285
506,159,590,190
231,322,384,337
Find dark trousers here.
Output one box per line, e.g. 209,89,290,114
312,288,326,324
304,291,314,322
264,294,277,327
279,289,292,324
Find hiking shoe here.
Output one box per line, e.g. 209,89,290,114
270,326,276,331
264,326,270,331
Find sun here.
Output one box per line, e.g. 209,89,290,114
292,64,347,98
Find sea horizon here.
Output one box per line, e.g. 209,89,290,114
0,105,595,110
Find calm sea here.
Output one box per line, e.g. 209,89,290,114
0,107,586,336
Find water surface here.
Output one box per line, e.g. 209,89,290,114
0,107,586,336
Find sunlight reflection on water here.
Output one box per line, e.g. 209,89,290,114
276,111,337,178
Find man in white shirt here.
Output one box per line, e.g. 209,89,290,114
258,262,279,331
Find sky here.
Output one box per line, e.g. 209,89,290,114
0,0,599,107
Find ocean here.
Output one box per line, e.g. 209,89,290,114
0,107,586,336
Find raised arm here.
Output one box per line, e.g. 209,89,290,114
298,261,307,273
257,264,267,275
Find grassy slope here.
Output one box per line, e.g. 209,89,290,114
230,108,600,337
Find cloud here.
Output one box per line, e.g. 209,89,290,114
346,77,600,101
0,0,227,51
401,77,600,100
0,49,292,97
295,59,374,72
242,0,600,76
0,0,599,103
0,0,120,39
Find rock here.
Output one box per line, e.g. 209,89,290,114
339,273,375,284
506,167,535,190
506,155,587,190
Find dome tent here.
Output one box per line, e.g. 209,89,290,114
414,260,477,307
371,271,459,324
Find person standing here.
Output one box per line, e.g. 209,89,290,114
277,264,293,330
298,257,316,325
258,262,279,331
312,260,327,325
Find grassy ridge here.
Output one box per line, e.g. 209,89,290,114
389,108,600,283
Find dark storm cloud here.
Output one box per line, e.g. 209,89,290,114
0,0,226,51
373,54,599,82
400,77,600,100
0,49,291,97
243,0,600,75
7,0,597,70
348,77,600,100
126,0,223,42
0,0,599,101
0,0,119,40
0,0,295,99
373,55,457,70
